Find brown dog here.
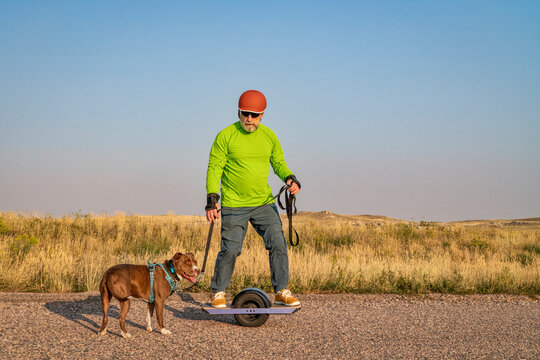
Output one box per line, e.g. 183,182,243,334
98,252,200,338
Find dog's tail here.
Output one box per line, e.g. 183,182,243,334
99,272,111,303
98,272,112,335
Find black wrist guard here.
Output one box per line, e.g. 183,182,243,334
285,175,301,189
205,193,220,211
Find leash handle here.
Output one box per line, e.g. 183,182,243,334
276,184,300,246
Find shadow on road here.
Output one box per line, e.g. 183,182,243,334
44,293,235,335
170,292,235,325
44,295,139,337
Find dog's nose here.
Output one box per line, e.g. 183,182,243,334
195,267,201,275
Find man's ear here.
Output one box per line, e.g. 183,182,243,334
237,110,242,120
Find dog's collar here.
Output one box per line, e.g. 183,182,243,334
167,260,181,282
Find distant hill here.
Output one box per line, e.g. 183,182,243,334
447,217,540,228
281,211,540,229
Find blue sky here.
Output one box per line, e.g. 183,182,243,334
1,1,539,221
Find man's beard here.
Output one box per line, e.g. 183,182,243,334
241,121,259,133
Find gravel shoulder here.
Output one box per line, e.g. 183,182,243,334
1,292,539,359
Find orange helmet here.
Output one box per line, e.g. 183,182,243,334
238,90,266,113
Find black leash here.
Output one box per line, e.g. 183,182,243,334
275,185,299,246
198,217,216,283
177,217,217,292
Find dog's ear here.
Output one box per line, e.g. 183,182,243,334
185,252,195,257
173,252,183,260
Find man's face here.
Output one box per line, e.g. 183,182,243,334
238,110,263,132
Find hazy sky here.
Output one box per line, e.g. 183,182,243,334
1,1,539,221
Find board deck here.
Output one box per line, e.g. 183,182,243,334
202,305,301,315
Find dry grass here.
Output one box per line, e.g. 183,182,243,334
0,211,538,294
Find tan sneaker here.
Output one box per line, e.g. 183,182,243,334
211,291,227,308
274,289,300,306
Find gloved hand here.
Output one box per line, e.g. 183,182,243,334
205,193,221,223
285,175,301,196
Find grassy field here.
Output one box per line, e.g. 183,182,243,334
0,211,538,294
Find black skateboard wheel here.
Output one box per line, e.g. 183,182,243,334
232,289,270,327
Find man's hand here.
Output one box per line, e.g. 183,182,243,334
286,179,300,196
206,202,221,223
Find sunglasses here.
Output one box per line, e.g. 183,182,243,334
241,111,261,118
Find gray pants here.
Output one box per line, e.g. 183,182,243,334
211,203,289,294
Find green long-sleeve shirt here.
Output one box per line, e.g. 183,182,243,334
206,121,293,207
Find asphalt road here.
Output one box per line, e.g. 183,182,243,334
0,292,538,359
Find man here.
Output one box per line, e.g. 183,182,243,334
205,89,301,308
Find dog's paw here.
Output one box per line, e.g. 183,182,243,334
146,326,153,332
98,329,107,336
160,328,171,335
121,331,132,339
